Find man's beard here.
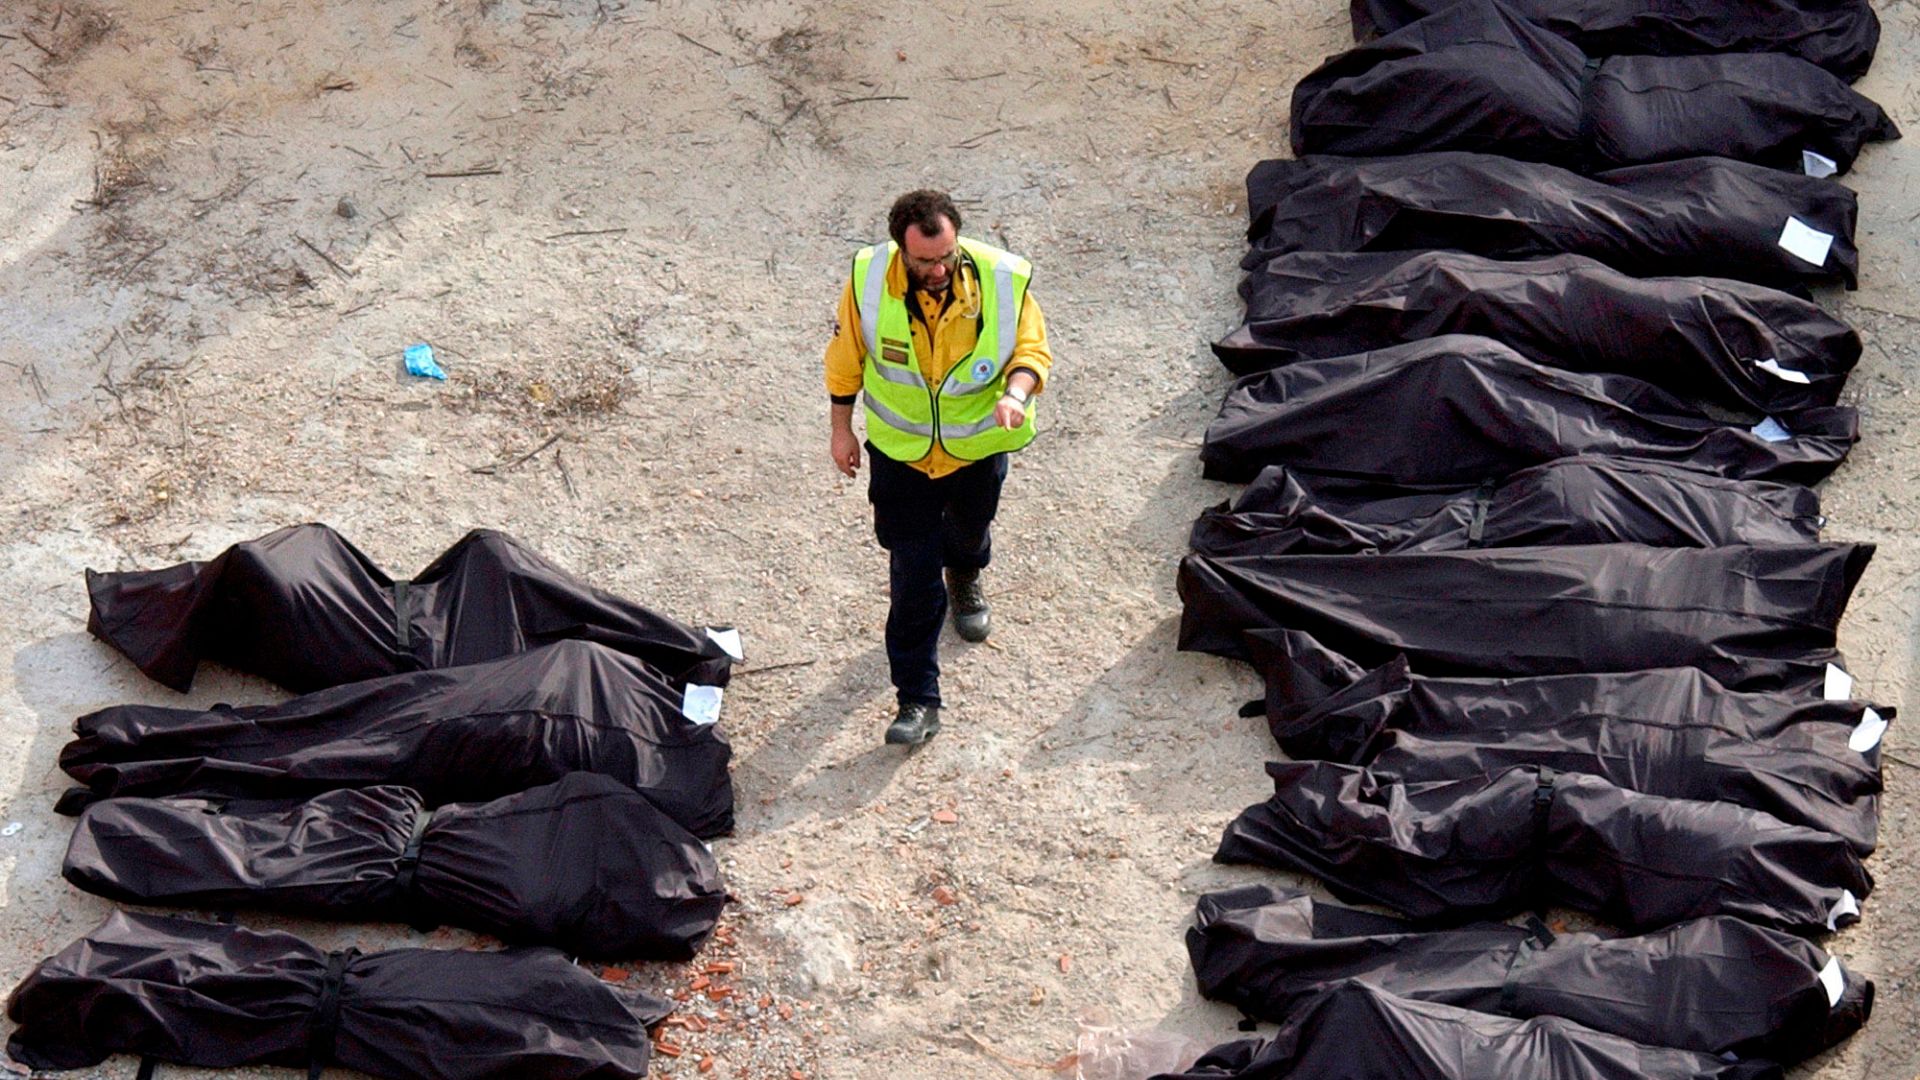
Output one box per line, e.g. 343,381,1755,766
909,270,951,295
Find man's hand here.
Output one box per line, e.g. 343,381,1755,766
831,426,861,477
830,402,861,478
995,369,1039,430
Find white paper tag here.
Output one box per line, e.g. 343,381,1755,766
1849,708,1887,753
682,684,724,726
705,626,745,662
1750,417,1793,443
1824,663,1854,701
1779,216,1835,267
1753,358,1813,385
1826,888,1860,931
1818,956,1846,1007
1802,150,1839,178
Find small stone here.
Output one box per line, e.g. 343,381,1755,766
335,197,357,219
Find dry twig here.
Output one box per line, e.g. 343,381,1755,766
470,434,562,475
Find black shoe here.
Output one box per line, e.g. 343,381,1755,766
885,702,942,746
946,568,990,643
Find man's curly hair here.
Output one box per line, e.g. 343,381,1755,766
888,190,962,246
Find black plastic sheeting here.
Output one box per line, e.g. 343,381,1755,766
63,773,728,961
1178,542,1872,691
1190,458,1824,557
1245,153,1860,290
5,909,669,1079
1268,652,1883,852
1148,981,1781,1080
85,523,738,694
1217,250,1860,414
1294,0,1897,172
1218,761,1871,934
56,638,735,837
1198,337,1857,486
1188,884,1869,1064
1349,0,1878,82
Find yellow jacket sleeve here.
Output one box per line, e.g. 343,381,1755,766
823,279,865,402
1008,291,1053,394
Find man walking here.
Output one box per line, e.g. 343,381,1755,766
823,190,1054,746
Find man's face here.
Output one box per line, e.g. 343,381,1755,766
902,217,959,295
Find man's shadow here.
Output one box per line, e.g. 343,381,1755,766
727,642,920,834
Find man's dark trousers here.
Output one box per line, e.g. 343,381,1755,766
868,445,1009,707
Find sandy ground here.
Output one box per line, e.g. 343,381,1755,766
1,1,1918,1078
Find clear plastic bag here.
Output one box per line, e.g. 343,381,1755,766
1072,1010,1211,1080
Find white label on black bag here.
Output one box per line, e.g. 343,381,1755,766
1825,663,1854,701
1819,956,1845,1007
705,626,745,661
1826,889,1860,931
1750,417,1793,443
1779,216,1835,266
1802,150,1839,178
682,684,724,726
1850,708,1887,753
1754,358,1813,385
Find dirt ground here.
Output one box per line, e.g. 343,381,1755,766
2,1,1918,1078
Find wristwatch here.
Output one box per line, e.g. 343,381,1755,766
1001,385,1031,406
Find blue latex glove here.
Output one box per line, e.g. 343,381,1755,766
404,343,446,380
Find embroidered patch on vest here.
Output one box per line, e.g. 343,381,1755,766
881,347,909,364
881,336,910,349
971,357,997,383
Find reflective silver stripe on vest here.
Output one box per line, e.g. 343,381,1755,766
994,254,1017,365
863,390,934,437
943,411,1020,440
869,361,928,389
858,244,890,356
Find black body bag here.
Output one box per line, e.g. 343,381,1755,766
1243,152,1860,291
1189,458,1823,557
1294,0,1896,172
1217,761,1871,935
85,523,738,693
1217,250,1859,415
1149,981,1782,1080
1178,542,1872,692
1188,884,1870,1064
1200,337,1856,487
58,638,735,838
63,773,728,961
5,910,670,1080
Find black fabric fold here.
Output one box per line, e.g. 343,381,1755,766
1349,0,1878,82
1244,153,1860,290
62,773,729,961
1295,0,1897,172
1216,761,1871,935
1178,542,1871,692
85,523,736,694
5,910,670,1079
57,638,735,837
1149,981,1783,1079
1190,459,1823,557
1217,250,1860,414
1199,336,1856,486
1188,884,1870,1064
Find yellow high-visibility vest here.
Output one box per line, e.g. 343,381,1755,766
850,236,1036,463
